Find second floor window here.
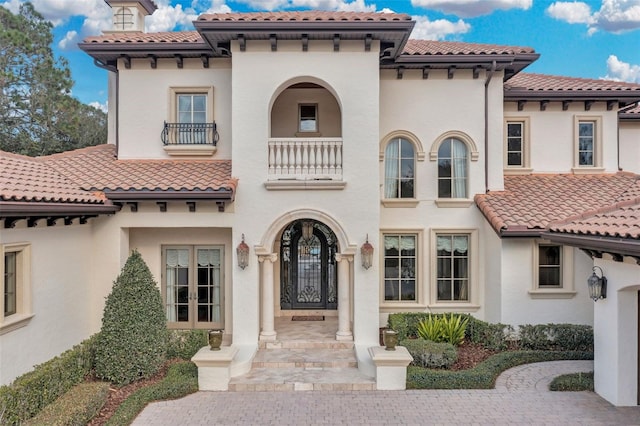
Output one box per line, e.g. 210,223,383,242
438,138,468,198
177,94,207,144
299,104,318,133
578,121,595,166
384,138,415,198
507,122,524,167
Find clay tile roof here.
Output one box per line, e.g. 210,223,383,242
82,31,204,44
506,73,640,93
403,39,535,56
197,11,411,22
474,173,640,235
549,198,640,239
0,151,105,204
43,144,237,194
620,102,640,119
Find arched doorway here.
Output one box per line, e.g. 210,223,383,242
280,219,338,311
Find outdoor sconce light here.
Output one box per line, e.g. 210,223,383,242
587,266,607,302
361,235,374,270
237,234,249,270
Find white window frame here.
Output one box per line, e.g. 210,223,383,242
504,117,533,174
380,131,425,208
572,115,604,173
380,229,424,308
166,87,216,156
530,240,575,299
298,103,318,133
429,229,480,312
383,137,416,201
429,131,478,208
162,245,224,330
114,7,134,30
1,243,33,335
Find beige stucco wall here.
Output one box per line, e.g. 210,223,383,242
115,57,232,160
504,102,619,173
500,239,593,326
229,39,381,346
271,87,342,137
619,121,640,174
0,223,94,385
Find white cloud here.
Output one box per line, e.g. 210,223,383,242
410,15,471,40
30,0,110,26
546,1,593,24
89,101,108,113
548,0,640,34
603,55,640,83
58,30,78,49
410,0,532,18
146,3,198,32
1,0,22,13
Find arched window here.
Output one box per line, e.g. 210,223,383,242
384,138,415,199
437,138,468,198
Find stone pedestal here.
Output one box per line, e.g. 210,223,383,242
191,346,238,391
368,346,413,390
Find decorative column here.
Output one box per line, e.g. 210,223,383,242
335,253,353,341
259,253,278,341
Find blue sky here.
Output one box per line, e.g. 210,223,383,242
2,0,639,111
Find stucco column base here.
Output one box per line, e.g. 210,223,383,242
368,346,413,390
259,331,277,341
191,346,238,391
336,331,353,341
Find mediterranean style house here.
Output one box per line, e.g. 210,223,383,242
1,0,639,404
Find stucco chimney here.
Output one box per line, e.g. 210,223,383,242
104,0,157,32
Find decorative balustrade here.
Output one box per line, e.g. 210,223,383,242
268,138,343,180
161,122,219,146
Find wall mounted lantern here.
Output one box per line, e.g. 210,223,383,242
361,235,374,270
587,266,607,302
237,234,249,269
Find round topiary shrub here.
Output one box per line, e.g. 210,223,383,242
95,250,167,385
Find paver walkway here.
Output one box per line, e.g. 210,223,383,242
132,360,640,425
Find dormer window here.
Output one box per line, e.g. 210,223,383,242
114,7,134,31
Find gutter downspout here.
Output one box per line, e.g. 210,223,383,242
94,59,119,156
484,60,497,194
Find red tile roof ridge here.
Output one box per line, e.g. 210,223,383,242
197,11,412,22
507,73,640,91
548,195,640,230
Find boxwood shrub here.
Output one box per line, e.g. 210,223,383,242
519,324,593,351
407,350,593,389
166,329,209,360
24,382,109,426
95,250,168,386
401,339,457,369
0,335,98,425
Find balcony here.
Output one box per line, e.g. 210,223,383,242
266,138,345,190
161,122,219,156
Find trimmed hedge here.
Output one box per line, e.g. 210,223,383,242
401,339,457,369
95,250,168,386
389,313,594,353
105,361,198,426
166,329,208,360
519,324,593,351
0,335,98,425
407,350,593,389
549,371,594,391
24,382,109,426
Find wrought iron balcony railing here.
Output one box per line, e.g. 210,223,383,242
161,122,219,146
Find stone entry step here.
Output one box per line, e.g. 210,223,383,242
259,340,354,350
228,367,376,391
252,347,357,368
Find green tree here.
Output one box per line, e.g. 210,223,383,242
95,250,168,386
0,3,106,156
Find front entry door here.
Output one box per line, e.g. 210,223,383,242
280,220,337,310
